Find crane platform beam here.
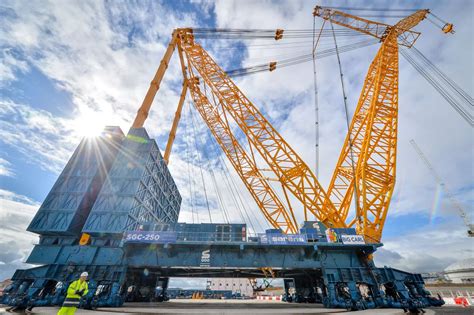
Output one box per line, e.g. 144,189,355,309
3,226,443,311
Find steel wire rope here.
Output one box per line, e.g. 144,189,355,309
195,34,367,40
203,80,261,232
312,16,325,179
330,19,360,217
195,31,370,38
208,158,231,224
193,27,373,33
239,38,366,64
411,46,473,106
401,49,472,121
206,123,269,232
217,37,367,49
193,28,373,41
321,6,419,12
426,16,445,30
429,12,450,25
199,82,233,224
356,15,409,18
211,143,257,231
184,102,198,223
211,138,262,233
188,103,214,223
400,49,473,126
226,39,378,77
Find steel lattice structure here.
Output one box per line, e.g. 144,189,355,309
130,8,435,243
84,128,181,235
316,7,430,242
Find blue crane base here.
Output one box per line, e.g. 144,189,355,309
1,230,443,312
0,127,443,312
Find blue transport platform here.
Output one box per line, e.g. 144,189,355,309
1,127,443,313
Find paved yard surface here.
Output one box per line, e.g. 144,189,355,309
1,300,472,314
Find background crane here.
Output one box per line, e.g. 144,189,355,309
410,139,473,237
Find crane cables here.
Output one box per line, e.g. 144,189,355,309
225,39,378,77
320,6,420,12
329,19,359,216
312,13,322,178
183,102,199,223
192,27,369,40
400,47,474,126
188,103,213,223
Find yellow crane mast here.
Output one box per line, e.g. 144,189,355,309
176,28,346,232
314,7,432,242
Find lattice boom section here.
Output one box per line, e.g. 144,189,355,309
83,128,181,235
27,127,124,235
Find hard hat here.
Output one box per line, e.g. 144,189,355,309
80,272,88,277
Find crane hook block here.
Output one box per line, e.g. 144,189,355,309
442,23,455,34
275,29,284,40
269,62,277,72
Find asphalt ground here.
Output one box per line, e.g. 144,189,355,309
1,300,472,314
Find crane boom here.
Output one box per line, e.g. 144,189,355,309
177,29,346,229
133,31,179,128
316,9,430,242
313,6,428,48
185,72,299,233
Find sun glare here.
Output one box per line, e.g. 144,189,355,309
73,110,109,138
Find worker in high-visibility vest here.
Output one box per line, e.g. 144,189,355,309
57,272,89,315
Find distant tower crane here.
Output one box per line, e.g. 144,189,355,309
410,139,473,237
131,6,453,243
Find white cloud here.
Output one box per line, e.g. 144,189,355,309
0,189,39,280
0,48,29,87
0,0,199,141
375,221,474,273
0,100,78,173
0,157,15,177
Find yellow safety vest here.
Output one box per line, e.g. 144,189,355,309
62,279,89,307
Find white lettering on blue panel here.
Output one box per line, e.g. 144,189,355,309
340,235,365,245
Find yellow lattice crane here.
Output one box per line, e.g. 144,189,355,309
313,7,434,242
131,6,452,243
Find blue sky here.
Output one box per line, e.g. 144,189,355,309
0,0,473,282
